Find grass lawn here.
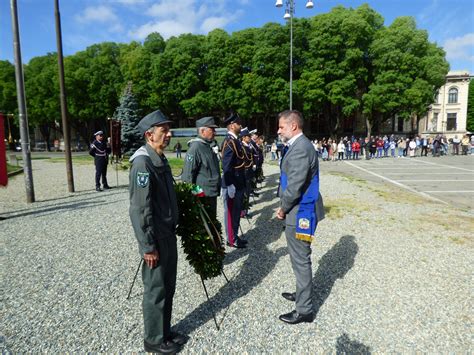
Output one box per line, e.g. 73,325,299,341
7,163,22,174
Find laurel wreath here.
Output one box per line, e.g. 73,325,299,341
174,182,225,280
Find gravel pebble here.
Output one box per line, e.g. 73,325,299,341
1,158,472,352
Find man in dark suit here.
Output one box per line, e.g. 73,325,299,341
221,113,248,248
276,110,325,325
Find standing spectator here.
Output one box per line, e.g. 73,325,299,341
452,135,461,155
89,130,111,191
441,135,449,156
369,137,377,159
337,139,345,160
421,136,429,157
461,134,470,155
397,138,406,158
330,139,337,162
432,134,441,157
271,142,277,160
376,137,384,158
345,137,352,160
173,142,182,158
408,139,416,157
470,135,474,155
351,139,361,160
390,139,396,158
383,136,389,157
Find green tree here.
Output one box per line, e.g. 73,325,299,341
0,60,17,114
362,16,448,136
115,83,142,156
466,79,474,132
24,53,61,150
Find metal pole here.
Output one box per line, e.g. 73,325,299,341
10,0,35,203
55,0,75,192
289,0,293,110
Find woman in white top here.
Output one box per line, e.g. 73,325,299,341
408,139,416,157
337,139,345,160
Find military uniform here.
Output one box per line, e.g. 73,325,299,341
240,128,254,214
182,117,221,221
221,114,247,248
129,111,182,352
89,131,111,191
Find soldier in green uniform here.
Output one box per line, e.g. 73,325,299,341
181,116,221,221
129,110,187,354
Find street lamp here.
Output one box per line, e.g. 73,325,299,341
275,0,314,110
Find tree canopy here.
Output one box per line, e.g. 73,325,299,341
1,4,450,144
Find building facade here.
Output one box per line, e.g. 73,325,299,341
419,71,471,138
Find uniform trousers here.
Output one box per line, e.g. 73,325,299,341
222,187,244,245
285,224,313,315
94,156,108,188
142,236,177,346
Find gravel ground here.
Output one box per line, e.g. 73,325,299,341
1,158,473,353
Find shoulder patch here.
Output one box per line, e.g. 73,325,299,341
187,154,194,162
136,172,150,188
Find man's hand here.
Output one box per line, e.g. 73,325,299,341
227,184,236,199
143,249,159,269
276,207,286,220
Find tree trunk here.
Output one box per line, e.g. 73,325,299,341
365,116,372,138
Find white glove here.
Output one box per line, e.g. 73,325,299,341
212,146,219,155
252,165,256,171
227,184,236,199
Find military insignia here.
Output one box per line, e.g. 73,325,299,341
136,172,149,188
187,155,194,162
298,218,310,230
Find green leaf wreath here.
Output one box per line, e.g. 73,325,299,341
174,182,225,280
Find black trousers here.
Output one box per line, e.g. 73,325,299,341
95,156,108,188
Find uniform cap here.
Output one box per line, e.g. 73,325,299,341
137,110,173,135
249,129,258,135
239,127,250,137
94,130,104,136
223,112,241,125
196,116,218,128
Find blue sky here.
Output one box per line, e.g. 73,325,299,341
1,0,473,72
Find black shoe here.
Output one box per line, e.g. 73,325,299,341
279,310,313,325
103,185,111,190
168,331,189,346
226,241,247,249
96,187,103,192
236,237,248,245
144,340,181,354
282,292,296,302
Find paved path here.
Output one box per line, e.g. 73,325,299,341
322,155,474,211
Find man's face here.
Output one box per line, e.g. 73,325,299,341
200,127,216,141
242,135,251,144
148,123,171,150
96,134,104,142
229,122,242,135
277,117,295,143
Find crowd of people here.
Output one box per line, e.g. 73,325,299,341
310,133,474,161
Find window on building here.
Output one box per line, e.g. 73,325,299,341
434,91,439,104
446,113,457,131
448,88,458,103
429,112,438,131
397,117,404,132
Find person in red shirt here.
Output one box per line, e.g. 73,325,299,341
351,139,361,160
376,137,384,158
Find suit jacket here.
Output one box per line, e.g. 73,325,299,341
280,134,325,227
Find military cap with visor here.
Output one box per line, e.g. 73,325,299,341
196,116,218,128
137,110,173,136
223,112,241,125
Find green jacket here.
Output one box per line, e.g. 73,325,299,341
182,137,221,197
129,144,178,256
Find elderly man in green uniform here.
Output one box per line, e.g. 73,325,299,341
129,110,187,354
182,116,221,221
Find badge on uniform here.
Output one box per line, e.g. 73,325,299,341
137,172,149,188
298,218,310,230
187,155,194,162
